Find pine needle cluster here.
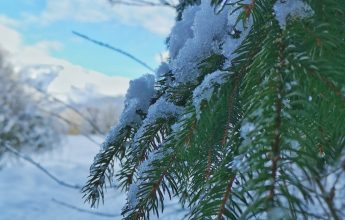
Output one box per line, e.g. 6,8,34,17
83,0,345,219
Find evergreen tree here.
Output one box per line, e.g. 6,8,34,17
83,0,345,219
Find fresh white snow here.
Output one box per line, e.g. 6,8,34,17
0,136,183,220
121,73,155,126
101,74,155,151
132,97,183,150
170,0,229,83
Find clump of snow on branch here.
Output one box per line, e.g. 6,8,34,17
124,74,156,123
102,74,155,150
168,0,255,83
273,0,314,29
145,97,183,122
169,5,199,59
96,0,258,209
170,0,229,83
171,112,193,134
133,97,183,149
155,62,170,78
193,70,226,119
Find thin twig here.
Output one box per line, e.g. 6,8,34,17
109,0,177,8
51,198,121,218
216,175,236,220
315,177,340,220
34,86,104,135
72,31,155,72
36,106,101,146
3,143,82,189
22,78,104,144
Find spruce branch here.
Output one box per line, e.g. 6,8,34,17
83,1,345,219
314,178,340,220
216,174,236,220
268,33,284,205
82,127,132,207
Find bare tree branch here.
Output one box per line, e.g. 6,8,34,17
36,106,102,145
108,0,177,8
3,143,82,189
52,198,121,218
3,72,104,136
33,86,104,135
72,31,155,72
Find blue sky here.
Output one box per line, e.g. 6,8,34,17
0,0,174,79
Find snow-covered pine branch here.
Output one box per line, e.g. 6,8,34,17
84,0,345,219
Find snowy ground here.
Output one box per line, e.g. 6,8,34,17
0,136,185,220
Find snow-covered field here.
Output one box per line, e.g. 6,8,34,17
0,136,184,220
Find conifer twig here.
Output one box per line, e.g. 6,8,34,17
216,175,236,220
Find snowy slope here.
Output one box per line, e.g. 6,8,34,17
21,64,130,102
0,136,185,220
47,67,130,102
0,136,122,220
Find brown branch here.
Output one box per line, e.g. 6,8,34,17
314,178,340,220
205,149,212,180
129,118,196,217
221,74,241,147
268,35,284,202
149,155,176,195
244,0,256,18
220,1,260,146
184,119,196,146
216,175,236,220
128,155,176,219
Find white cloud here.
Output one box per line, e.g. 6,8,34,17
0,18,130,101
25,0,110,24
0,22,22,53
111,4,175,35
0,15,19,27
25,0,175,35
